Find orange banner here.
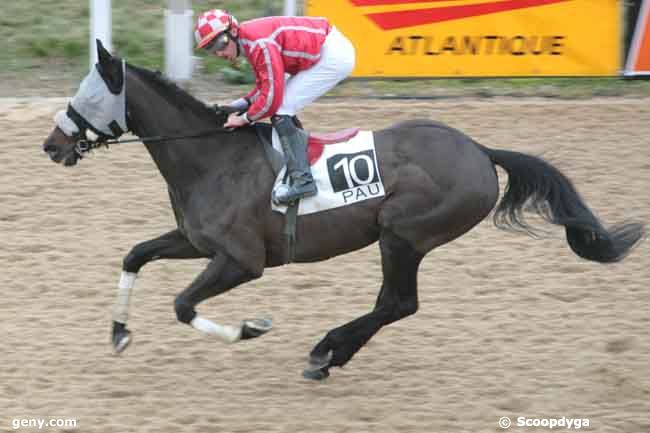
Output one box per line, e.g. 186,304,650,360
307,0,621,77
625,0,650,75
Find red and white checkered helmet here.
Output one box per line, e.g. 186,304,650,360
195,9,239,49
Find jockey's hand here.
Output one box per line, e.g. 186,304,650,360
224,112,250,129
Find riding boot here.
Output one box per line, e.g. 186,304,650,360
271,114,317,205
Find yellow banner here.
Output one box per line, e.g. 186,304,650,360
307,0,621,77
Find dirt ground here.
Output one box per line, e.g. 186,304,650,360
1,96,649,433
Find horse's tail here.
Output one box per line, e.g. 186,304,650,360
479,145,645,263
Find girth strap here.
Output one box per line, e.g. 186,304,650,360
283,201,299,264
254,123,299,264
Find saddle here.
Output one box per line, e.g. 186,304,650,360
254,122,360,264
254,123,360,176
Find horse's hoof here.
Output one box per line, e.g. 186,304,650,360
308,350,332,369
112,321,132,354
303,366,330,380
303,350,332,380
113,331,131,353
240,317,273,340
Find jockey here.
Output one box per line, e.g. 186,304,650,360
195,10,356,205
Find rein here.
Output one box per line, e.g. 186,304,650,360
74,126,232,156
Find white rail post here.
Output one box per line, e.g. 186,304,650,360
284,0,297,16
165,0,194,83
90,0,112,68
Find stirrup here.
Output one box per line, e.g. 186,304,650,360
272,182,317,205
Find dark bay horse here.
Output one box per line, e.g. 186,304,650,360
42,42,645,380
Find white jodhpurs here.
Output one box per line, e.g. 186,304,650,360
276,26,356,116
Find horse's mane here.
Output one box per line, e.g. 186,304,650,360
127,63,226,124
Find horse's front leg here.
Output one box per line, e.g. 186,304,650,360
174,252,271,343
112,229,207,353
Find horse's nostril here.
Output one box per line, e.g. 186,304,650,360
44,144,56,153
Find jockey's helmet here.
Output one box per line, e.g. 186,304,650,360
194,9,239,51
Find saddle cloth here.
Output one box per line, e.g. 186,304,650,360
262,127,386,215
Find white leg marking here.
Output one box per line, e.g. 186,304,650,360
113,271,137,324
191,316,242,344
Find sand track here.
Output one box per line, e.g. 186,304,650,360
1,97,648,432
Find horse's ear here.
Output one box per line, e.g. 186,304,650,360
95,39,124,94
96,39,112,65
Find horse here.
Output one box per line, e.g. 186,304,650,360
42,41,645,380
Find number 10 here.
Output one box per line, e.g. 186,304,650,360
333,155,375,189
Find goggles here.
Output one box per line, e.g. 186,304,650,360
205,32,232,53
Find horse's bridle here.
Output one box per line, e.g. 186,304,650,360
73,105,238,156
58,61,234,159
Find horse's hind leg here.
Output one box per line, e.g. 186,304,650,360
174,252,272,343
113,229,206,353
305,230,423,380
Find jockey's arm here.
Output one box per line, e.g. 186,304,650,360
243,42,286,123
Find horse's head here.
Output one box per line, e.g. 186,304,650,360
43,40,128,166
